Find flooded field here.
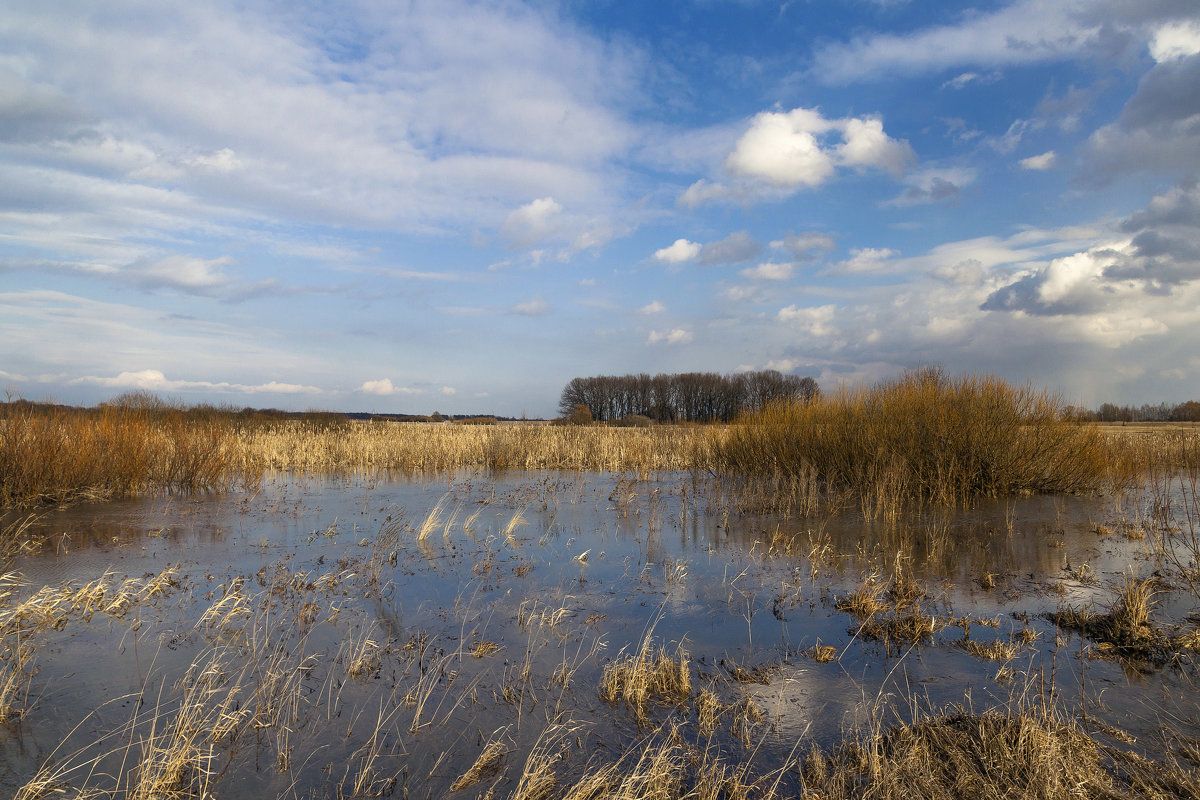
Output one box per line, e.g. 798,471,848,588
2,470,1199,798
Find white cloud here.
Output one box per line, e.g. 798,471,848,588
73,369,319,394
441,386,456,396
184,148,242,173
837,117,912,175
777,304,836,336
131,255,234,292
654,238,702,264
741,262,794,281
0,0,644,262
887,167,976,206
502,197,563,248
829,247,899,274
725,107,911,189
771,232,835,256
1150,20,1200,62
647,328,693,345
357,378,421,396
811,0,1110,83
940,71,1002,90
1020,151,1058,170
639,300,666,314
677,179,733,208
359,378,396,395
726,108,836,188
508,296,549,316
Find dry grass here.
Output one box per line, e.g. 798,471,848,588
1048,573,1175,663
801,706,1128,800
836,565,945,647
238,419,718,475
450,729,509,792
719,369,1109,513
1,401,256,509
6,382,1197,522
599,636,692,723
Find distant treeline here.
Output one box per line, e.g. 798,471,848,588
1077,400,1200,423
1,394,521,428
558,370,819,423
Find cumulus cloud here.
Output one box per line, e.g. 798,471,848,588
828,247,899,274
73,369,320,394
888,167,976,206
654,238,702,264
741,262,794,281
654,232,762,267
647,328,693,345
441,386,456,396
725,107,912,190
1082,51,1200,182
639,300,666,314
982,180,1200,343
771,232,835,257
359,378,395,395
677,179,733,208
778,304,836,336
1149,20,1200,62
698,231,762,265
358,378,421,396
502,197,564,248
1020,151,1058,170
508,296,550,316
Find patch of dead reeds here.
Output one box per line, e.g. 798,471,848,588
718,368,1108,514
599,636,692,723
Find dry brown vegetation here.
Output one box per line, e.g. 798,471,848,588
4,373,1199,522
599,635,692,724
718,368,1110,514
0,400,257,508
798,705,1200,800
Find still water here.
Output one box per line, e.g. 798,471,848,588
2,470,1197,798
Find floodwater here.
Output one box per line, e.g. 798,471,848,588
2,470,1198,798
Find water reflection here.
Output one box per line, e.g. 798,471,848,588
1,470,1197,797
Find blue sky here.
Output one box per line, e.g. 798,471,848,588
2,0,1199,416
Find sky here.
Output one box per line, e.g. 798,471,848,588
2,0,1199,417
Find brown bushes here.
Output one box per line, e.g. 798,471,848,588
0,401,253,508
718,368,1107,510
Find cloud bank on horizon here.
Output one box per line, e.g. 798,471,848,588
1,0,1198,415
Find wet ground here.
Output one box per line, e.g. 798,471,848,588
2,470,1198,798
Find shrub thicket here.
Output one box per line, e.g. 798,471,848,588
718,368,1106,507
0,400,255,508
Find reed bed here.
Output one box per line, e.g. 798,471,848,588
718,369,1109,513
4,376,1197,517
237,421,717,474
0,402,254,508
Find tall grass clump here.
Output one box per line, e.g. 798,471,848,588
719,368,1106,511
0,398,255,509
